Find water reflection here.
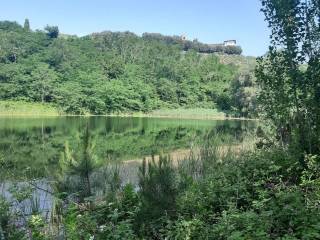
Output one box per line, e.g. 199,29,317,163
0,116,256,180
0,117,256,225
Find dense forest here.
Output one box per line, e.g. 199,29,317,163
0,20,256,116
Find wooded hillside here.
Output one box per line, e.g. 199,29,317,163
0,20,255,115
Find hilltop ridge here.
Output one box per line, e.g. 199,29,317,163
90,31,242,55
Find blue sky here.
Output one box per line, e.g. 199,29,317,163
0,0,270,56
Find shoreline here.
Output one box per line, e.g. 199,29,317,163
0,113,258,121
0,101,258,121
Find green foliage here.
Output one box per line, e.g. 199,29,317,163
5,3,320,237
64,184,139,240
256,0,320,157
0,197,10,238
142,32,243,54
165,217,209,240
61,125,98,199
44,25,59,38
23,19,30,31
59,146,320,239
231,70,257,117
30,63,58,103
136,156,179,237
211,209,271,239
0,20,250,115
0,184,46,240
28,215,47,240
2,122,315,239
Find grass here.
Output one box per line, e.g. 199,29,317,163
0,101,251,120
88,108,231,120
0,100,60,116
216,54,257,71
145,108,226,119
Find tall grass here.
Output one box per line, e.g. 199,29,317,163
149,108,226,119
0,100,60,116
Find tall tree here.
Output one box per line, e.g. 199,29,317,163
23,18,30,31
256,0,320,158
31,63,58,103
231,70,257,117
44,25,59,38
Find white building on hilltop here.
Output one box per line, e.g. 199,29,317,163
224,40,237,46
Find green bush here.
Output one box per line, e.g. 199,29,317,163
4,140,319,239
135,156,179,237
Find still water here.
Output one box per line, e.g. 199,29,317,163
0,116,256,218
0,116,256,180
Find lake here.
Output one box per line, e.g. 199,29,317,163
0,116,256,181
0,116,256,220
